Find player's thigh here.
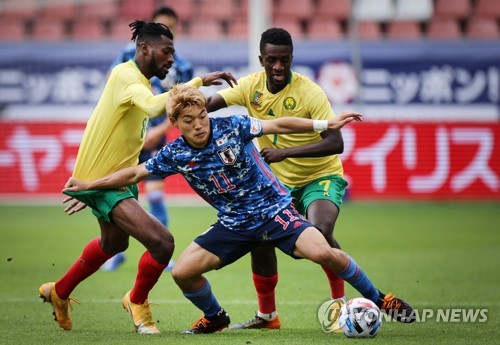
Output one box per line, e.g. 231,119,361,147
98,218,130,253
173,242,221,278
111,198,172,246
293,227,348,271
307,199,339,233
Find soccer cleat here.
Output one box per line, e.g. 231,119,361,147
181,308,230,334
39,282,80,331
228,314,281,330
330,297,347,333
122,291,160,334
376,291,416,323
101,252,126,272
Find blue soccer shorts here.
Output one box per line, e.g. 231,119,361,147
194,203,316,268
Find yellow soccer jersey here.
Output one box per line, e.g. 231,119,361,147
73,60,202,181
217,70,344,187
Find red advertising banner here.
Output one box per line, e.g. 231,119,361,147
0,121,498,200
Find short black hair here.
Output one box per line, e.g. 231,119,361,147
260,28,293,54
152,7,178,21
129,20,173,44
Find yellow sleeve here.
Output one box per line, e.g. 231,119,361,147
217,75,251,107
186,76,203,88
127,77,204,118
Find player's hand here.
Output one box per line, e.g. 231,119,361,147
260,147,287,164
63,177,87,192
328,112,363,129
62,196,87,215
200,71,238,87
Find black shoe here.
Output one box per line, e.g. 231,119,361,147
181,308,230,334
376,291,416,323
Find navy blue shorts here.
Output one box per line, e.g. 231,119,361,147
194,203,315,268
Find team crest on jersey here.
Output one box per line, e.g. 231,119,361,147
283,96,296,110
251,91,263,107
217,146,237,165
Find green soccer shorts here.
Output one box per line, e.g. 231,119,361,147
288,175,348,216
63,184,139,223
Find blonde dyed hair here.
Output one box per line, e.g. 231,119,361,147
165,84,206,119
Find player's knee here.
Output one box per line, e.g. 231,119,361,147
171,264,190,285
148,231,175,264
316,246,338,266
100,237,128,255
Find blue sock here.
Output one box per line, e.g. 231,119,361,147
148,190,168,227
183,279,221,318
337,257,380,303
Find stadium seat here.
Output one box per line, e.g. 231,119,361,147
274,0,315,22
80,1,119,20
426,18,461,40
1,0,39,20
72,19,107,41
234,0,249,22
198,0,236,22
273,18,304,40
350,21,383,40
386,20,422,40
188,21,223,40
308,20,343,40
110,20,135,41
434,0,471,21
0,18,26,41
474,0,500,19
31,19,66,41
227,20,248,40
353,0,395,22
120,0,156,21
394,0,433,21
315,0,351,22
39,0,77,22
467,17,499,40
161,0,197,22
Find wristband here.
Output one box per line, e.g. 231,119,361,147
313,120,328,132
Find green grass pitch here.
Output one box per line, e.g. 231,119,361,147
0,201,499,344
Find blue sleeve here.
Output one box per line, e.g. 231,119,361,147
233,115,263,144
144,146,176,178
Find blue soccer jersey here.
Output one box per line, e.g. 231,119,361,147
145,115,292,230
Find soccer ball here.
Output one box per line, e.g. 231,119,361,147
338,298,382,338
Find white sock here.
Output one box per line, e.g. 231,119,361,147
257,311,277,321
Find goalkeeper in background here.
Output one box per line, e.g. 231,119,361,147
102,7,193,272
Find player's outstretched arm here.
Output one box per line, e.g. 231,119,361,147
261,112,362,135
63,163,152,193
